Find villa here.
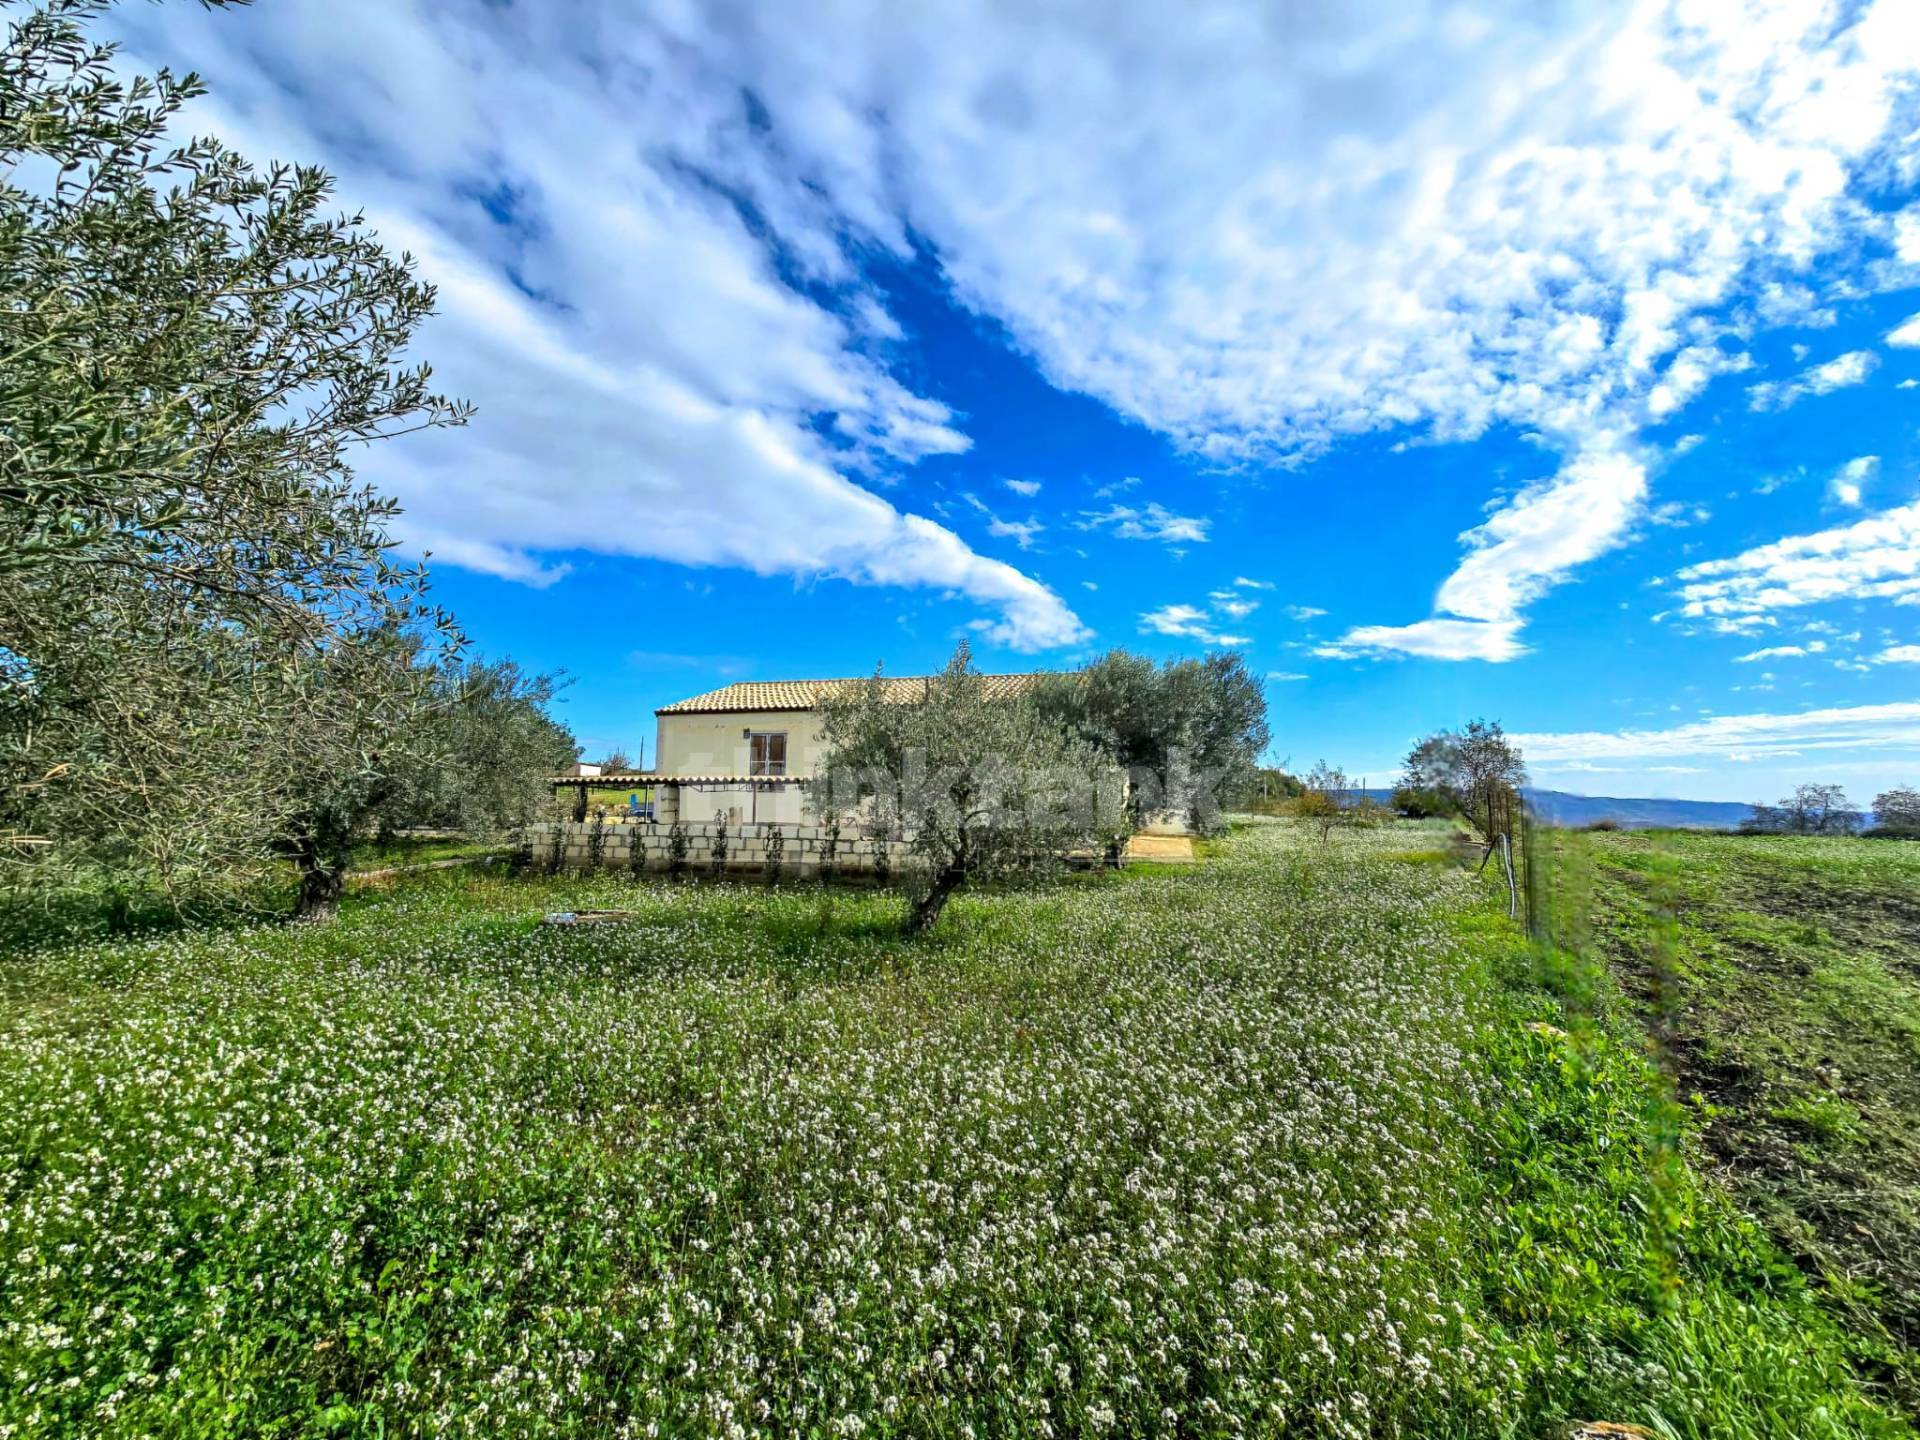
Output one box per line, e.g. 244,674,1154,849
561,672,1056,826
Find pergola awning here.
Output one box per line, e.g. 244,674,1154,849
548,773,807,788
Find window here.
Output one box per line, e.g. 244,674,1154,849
748,731,787,777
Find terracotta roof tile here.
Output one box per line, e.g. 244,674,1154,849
549,773,803,785
655,672,1057,714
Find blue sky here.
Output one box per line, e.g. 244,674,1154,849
111,0,1920,803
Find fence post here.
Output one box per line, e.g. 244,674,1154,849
1520,809,1537,937
1499,831,1518,921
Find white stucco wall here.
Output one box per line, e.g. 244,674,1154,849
655,709,828,778
665,782,809,826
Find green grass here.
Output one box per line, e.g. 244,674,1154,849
581,785,655,810
1528,826,1920,1421
0,840,507,950
347,836,507,871
0,820,1908,1437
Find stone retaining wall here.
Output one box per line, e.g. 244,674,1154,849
527,820,912,879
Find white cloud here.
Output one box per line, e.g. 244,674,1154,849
1747,349,1880,412
1001,478,1042,497
1333,447,1645,661
1233,577,1274,590
1888,312,1920,347
1734,642,1824,662
1876,644,1920,664
1551,760,1707,776
1078,503,1210,545
1897,207,1920,263
1675,499,1920,621
115,0,1920,655
1208,590,1260,620
1647,346,1750,419
1647,501,1711,528
1146,586,1268,641
107,1,1093,651
961,493,1051,556
1265,672,1309,683
1706,615,1778,636
1516,702,1920,763
986,515,1045,550
699,1,1919,468
1139,604,1248,647
1318,618,1525,663
1750,283,1835,331
1283,604,1328,622
1828,455,1880,508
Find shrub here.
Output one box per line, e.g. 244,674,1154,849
820,821,840,883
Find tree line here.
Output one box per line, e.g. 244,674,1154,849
0,2,1276,935
1285,734,1920,845
1743,783,1920,838
1,1,577,922
1271,720,1529,853
813,642,1270,932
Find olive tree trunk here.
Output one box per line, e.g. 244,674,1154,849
290,813,353,921
904,863,967,936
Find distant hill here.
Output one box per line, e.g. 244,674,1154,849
1520,788,1756,831
1346,787,1758,831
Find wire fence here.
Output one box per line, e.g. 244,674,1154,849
1516,808,1692,1310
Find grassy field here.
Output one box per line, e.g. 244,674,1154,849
1532,827,1920,1419
0,840,509,950
348,837,509,872
1,821,1911,1437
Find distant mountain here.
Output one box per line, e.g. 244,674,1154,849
1347,787,1758,831
1519,788,1756,831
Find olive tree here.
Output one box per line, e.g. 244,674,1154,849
1029,648,1268,834
266,645,578,920
1292,760,1385,845
1872,785,1920,837
1746,783,1861,837
1392,732,1463,818
0,0,468,907
813,642,1124,934
374,659,579,840
1244,766,1304,814
1395,720,1527,856
0,1,465,597
274,627,441,919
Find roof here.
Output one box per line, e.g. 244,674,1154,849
655,672,1057,715
551,772,804,786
